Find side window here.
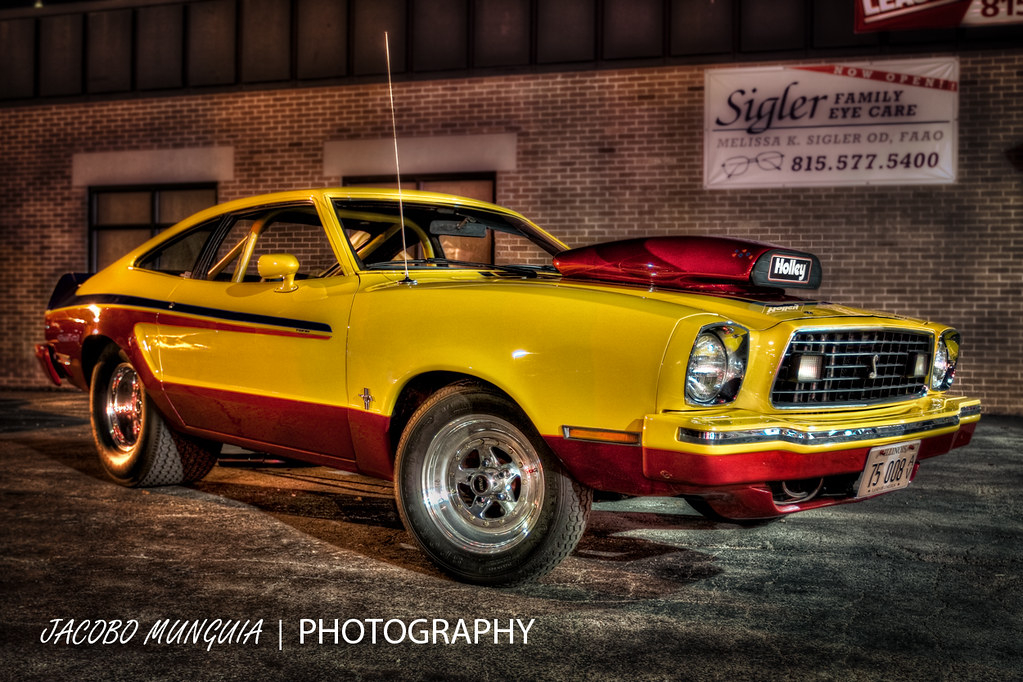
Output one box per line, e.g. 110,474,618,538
135,219,221,277
345,174,495,264
209,218,257,280
206,205,339,282
339,218,427,266
438,232,494,264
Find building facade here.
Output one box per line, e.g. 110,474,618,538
2,0,1021,414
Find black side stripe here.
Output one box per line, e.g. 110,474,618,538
62,293,333,335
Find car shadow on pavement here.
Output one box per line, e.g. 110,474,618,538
20,432,725,598
190,465,729,598
0,397,90,434
531,508,726,599
190,465,727,595
13,435,109,479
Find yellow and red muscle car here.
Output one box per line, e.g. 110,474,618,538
36,188,980,585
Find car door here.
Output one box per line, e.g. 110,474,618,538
151,201,360,462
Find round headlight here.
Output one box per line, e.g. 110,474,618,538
686,332,728,404
931,331,960,391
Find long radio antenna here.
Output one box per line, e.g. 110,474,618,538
384,32,413,285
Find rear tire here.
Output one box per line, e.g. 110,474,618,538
90,347,218,487
395,383,591,586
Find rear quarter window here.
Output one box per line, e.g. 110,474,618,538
134,220,220,277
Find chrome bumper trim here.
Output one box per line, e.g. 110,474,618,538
677,412,970,447
959,403,982,418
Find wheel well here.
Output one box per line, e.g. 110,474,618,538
387,372,518,461
80,335,117,387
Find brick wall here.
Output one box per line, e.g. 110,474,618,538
2,49,1020,414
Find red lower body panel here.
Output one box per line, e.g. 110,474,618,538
163,383,357,463
546,420,978,519
161,383,397,481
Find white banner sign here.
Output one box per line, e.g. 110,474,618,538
704,58,959,189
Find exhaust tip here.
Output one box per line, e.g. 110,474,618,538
774,478,824,504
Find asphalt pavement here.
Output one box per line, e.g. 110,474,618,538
1,390,1020,681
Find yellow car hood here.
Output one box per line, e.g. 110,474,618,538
547,277,921,332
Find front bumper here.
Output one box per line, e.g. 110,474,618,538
643,395,980,484
550,395,980,519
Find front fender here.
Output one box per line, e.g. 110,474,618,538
346,277,692,440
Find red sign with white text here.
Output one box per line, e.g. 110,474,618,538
855,0,1023,32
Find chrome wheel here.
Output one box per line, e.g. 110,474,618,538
396,383,591,584
421,416,545,555
105,362,144,452
90,346,218,488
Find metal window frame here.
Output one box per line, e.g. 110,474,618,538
88,182,217,271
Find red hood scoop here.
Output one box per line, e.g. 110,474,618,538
553,236,822,294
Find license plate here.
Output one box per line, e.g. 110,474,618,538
856,440,920,498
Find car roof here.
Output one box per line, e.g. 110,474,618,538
196,187,518,219
171,187,569,252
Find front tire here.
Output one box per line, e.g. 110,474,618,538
90,347,218,487
395,383,591,586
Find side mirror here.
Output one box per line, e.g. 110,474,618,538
257,253,300,293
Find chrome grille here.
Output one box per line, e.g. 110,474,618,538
772,330,932,407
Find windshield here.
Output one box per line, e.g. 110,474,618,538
332,199,563,272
